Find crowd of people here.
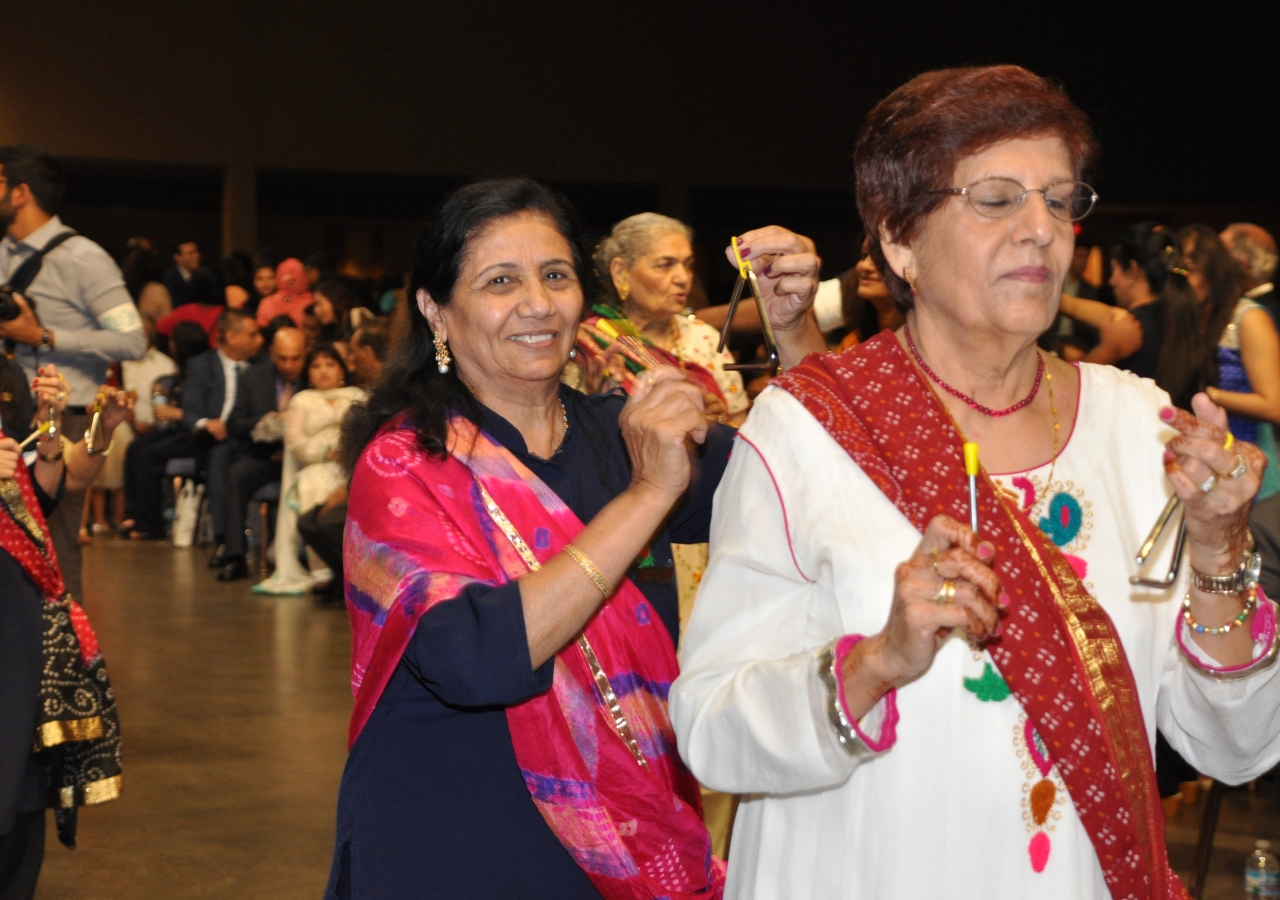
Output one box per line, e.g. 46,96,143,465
4,61,1280,900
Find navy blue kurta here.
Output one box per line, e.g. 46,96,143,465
325,387,733,899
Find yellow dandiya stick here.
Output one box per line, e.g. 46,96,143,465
17,420,53,450
964,442,980,533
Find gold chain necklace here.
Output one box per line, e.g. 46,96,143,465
996,358,1060,514
527,400,568,461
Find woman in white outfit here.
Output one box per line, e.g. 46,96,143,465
254,343,364,594
670,65,1280,900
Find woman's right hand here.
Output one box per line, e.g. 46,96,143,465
619,367,708,502
841,516,1003,716
0,437,19,480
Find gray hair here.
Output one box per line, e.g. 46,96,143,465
593,212,693,302
1223,223,1278,283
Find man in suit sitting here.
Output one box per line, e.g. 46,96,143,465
162,240,201,308
124,309,261,541
214,326,306,581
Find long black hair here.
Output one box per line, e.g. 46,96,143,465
1179,224,1245,391
340,178,592,472
1110,222,1203,408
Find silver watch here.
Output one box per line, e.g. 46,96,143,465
1190,530,1261,594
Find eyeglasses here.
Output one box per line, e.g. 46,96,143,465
935,177,1098,223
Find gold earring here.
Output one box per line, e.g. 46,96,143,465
618,284,630,302
904,267,918,297
434,331,451,374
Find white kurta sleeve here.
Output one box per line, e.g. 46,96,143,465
1157,599,1280,784
671,401,888,795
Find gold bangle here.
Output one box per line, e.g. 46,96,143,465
563,543,614,598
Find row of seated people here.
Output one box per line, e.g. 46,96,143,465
121,308,387,602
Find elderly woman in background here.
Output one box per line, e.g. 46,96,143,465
325,179,823,900
671,65,1280,900
252,343,365,596
572,213,750,425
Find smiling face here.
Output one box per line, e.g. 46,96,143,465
882,135,1075,340
613,231,693,325
421,212,582,406
854,236,889,305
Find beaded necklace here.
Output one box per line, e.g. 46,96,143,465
904,322,1043,417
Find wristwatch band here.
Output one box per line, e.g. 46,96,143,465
1190,531,1261,594
37,441,64,463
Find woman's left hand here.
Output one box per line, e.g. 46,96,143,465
724,226,822,335
99,386,136,433
1162,394,1264,571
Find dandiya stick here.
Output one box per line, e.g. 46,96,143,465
964,442,980,533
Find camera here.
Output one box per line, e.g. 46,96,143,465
0,285,23,322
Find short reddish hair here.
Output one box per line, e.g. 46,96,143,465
855,65,1098,308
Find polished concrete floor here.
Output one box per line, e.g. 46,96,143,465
29,539,1280,899
36,539,351,900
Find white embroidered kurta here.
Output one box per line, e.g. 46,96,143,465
254,386,365,595
675,314,749,416
670,363,1280,900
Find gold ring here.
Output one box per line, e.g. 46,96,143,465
1224,432,1235,451
56,392,65,401
1228,454,1247,479
931,578,957,604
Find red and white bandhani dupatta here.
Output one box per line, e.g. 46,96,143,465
773,333,1186,900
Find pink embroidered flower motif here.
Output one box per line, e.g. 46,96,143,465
1022,718,1059,873
387,497,409,517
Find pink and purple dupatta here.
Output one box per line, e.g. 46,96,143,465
343,416,723,900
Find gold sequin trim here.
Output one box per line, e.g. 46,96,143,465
34,716,104,751
0,478,46,548
475,482,648,769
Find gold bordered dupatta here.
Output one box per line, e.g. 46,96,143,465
773,333,1185,900
0,453,122,848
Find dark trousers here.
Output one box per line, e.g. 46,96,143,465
0,809,45,900
46,411,89,602
123,429,197,537
223,456,281,560
297,502,347,581
203,440,232,542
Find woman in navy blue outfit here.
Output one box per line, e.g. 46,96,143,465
324,180,827,899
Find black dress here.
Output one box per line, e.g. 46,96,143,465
324,387,733,900
0,414,60,841
1115,299,1164,383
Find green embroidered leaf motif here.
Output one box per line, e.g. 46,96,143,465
963,662,1011,702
